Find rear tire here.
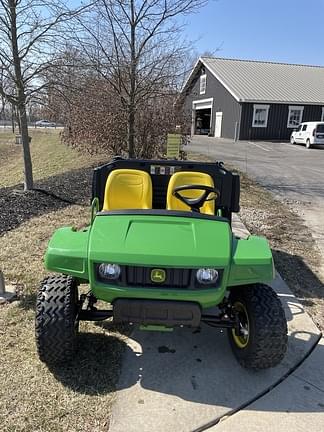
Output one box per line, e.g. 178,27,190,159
35,275,79,365
306,139,311,149
228,284,287,370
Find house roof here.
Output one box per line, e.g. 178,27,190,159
184,57,324,105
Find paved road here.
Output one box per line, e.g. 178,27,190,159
188,136,324,267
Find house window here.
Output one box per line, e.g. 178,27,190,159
321,107,324,122
287,106,304,128
252,104,270,128
200,74,207,95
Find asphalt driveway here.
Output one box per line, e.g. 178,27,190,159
188,136,324,272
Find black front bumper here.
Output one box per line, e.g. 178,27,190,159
113,299,202,327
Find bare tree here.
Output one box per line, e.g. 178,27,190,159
43,46,190,159
74,0,207,157
0,68,8,122
0,0,89,190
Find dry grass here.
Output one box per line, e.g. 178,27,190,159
0,205,89,291
0,303,126,432
0,129,16,141
0,129,106,188
0,204,128,432
0,132,124,431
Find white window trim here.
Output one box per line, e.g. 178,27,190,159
321,107,324,122
192,98,213,110
287,105,304,128
200,74,207,95
252,104,270,128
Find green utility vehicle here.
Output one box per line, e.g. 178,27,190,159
35,158,287,369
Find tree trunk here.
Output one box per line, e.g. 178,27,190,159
18,100,33,190
9,0,33,190
128,105,135,158
11,104,15,133
128,0,136,158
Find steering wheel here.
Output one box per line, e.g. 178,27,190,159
172,184,220,213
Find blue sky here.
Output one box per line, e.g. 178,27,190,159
184,0,324,65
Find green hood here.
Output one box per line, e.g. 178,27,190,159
88,214,232,268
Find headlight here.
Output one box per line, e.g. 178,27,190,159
98,263,121,280
196,268,219,285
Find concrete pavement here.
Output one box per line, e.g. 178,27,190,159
108,216,323,432
210,338,324,432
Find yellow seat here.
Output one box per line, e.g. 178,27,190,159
166,171,215,215
102,169,152,211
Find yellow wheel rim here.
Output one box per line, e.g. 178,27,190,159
231,301,250,349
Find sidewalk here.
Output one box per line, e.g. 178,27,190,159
210,337,324,432
108,216,323,432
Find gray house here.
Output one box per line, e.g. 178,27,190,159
181,57,324,141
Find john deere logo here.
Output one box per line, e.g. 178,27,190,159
151,268,166,283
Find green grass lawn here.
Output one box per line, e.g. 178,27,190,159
0,129,105,188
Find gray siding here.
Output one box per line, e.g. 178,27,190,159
240,103,323,140
184,66,241,139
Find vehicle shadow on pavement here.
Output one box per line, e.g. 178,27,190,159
105,326,322,410
47,326,322,412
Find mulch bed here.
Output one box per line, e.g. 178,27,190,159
0,165,96,235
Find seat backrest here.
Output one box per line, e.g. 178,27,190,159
166,171,215,215
102,169,152,211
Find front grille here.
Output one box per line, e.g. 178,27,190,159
126,266,191,288
95,263,223,290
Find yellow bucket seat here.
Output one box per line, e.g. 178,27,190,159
166,171,215,215
102,169,152,211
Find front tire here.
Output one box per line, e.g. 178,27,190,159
306,139,311,149
228,284,287,370
35,275,79,365
290,136,295,144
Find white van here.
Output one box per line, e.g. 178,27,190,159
290,122,324,148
